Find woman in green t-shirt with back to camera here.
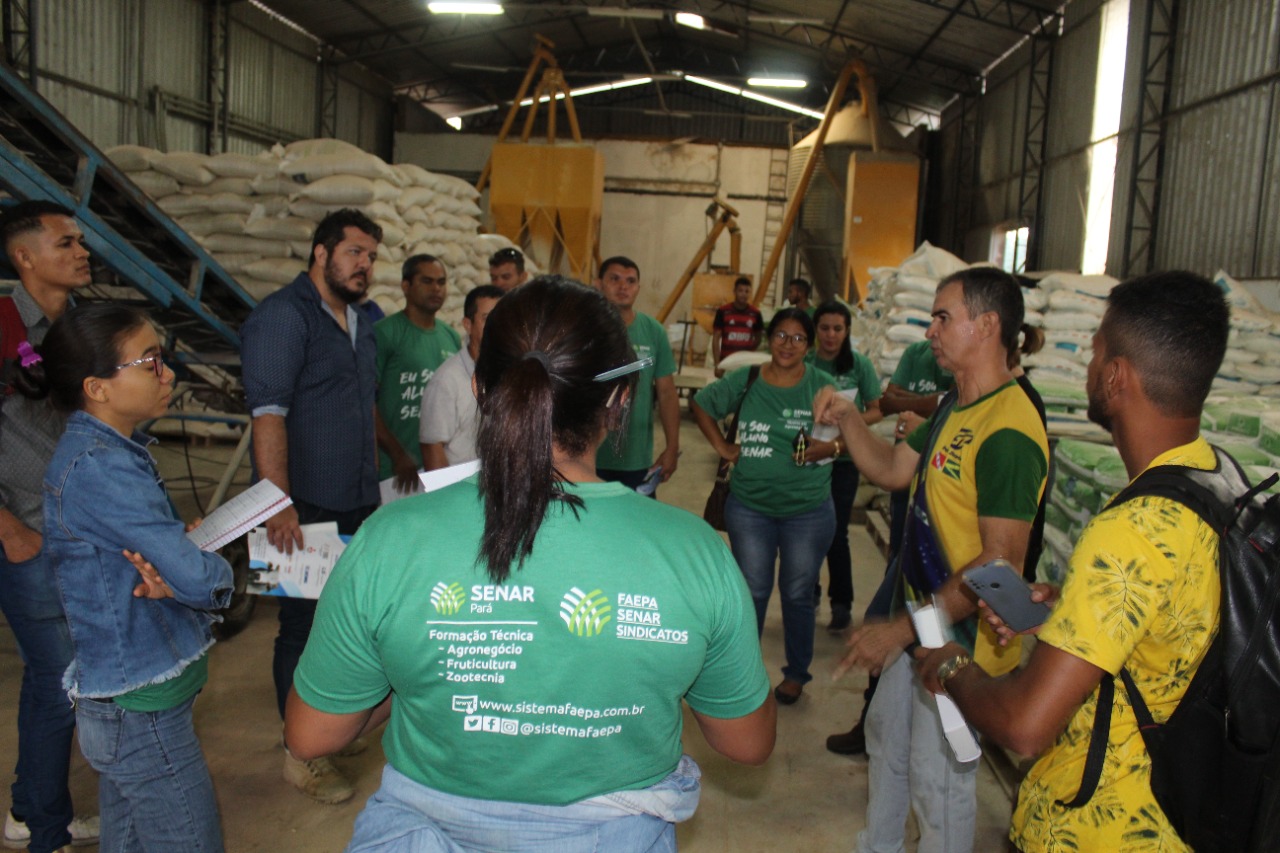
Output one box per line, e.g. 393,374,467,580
692,308,837,706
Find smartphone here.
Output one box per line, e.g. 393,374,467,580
962,559,1051,633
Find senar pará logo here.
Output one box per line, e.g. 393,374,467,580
430,581,467,615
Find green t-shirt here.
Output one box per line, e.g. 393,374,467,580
294,477,769,806
694,365,835,515
810,351,881,468
113,655,208,712
375,312,462,477
809,353,881,410
596,312,676,472
890,339,954,395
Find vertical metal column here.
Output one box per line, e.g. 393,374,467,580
1017,34,1054,272
207,0,230,154
1,0,36,87
316,49,339,139
1121,0,1179,277
950,93,982,257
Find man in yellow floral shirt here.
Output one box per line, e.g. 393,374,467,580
914,270,1230,852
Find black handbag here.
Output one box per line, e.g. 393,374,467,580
702,366,760,530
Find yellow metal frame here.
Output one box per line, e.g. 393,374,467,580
475,35,584,193
656,197,741,324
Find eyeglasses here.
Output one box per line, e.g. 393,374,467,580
772,331,808,346
114,349,167,378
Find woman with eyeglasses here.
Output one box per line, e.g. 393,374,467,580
15,302,232,851
807,301,883,633
691,308,837,706
286,276,774,851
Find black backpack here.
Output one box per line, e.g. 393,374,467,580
1060,446,1280,852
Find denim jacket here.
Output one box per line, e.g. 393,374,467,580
43,411,234,699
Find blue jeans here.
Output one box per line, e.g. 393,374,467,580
345,757,700,852
75,695,224,853
0,547,76,853
273,500,376,718
724,494,836,684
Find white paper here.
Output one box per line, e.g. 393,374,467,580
379,474,422,505
909,601,982,764
418,460,480,493
246,522,347,599
811,388,859,460
187,480,291,552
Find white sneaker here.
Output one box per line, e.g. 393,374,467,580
3,812,100,848
282,751,355,805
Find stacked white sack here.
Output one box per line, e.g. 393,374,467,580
105,140,507,332
1213,270,1280,397
856,241,969,380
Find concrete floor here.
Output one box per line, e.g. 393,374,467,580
0,413,1015,852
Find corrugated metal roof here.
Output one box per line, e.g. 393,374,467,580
251,0,1066,134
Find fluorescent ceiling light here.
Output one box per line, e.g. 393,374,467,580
427,2,503,14
674,12,705,29
683,74,823,120
747,14,825,26
520,76,653,106
585,7,664,19
747,77,806,88
446,76,652,122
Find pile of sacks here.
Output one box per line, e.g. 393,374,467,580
1041,405,1280,585
106,139,520,328
857,241,971,378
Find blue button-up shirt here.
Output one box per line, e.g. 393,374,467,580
241,272,378,511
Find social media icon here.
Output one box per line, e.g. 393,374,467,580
452,695,478,714
463,716,482,731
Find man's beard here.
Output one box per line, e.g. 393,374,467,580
324,257,368,305
1086,385,1112,432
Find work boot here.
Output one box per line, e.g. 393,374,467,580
826,722,867,756
334,734,369,757
827,604,852,633
283,751,355,804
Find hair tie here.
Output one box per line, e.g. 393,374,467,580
16,342,41,369
522,350,552,371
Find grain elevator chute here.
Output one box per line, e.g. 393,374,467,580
785,75,921,305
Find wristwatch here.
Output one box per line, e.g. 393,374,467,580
936,653,973,691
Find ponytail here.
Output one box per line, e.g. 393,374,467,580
473,277,632,583
2,341,50,400
1008,322,1045,370
11,303,148,412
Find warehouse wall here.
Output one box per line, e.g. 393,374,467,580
1111,0,1280,279
396,133,783,334
28,0,392,157
935,0,1280,281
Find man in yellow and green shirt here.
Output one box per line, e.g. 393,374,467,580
818,267,1048,853
914,270,1230,853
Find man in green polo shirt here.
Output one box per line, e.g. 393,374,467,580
375,254,461,494
594,256,679,495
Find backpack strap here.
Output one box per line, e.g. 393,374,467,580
1056,674,1117,807
1058,446,1242,810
